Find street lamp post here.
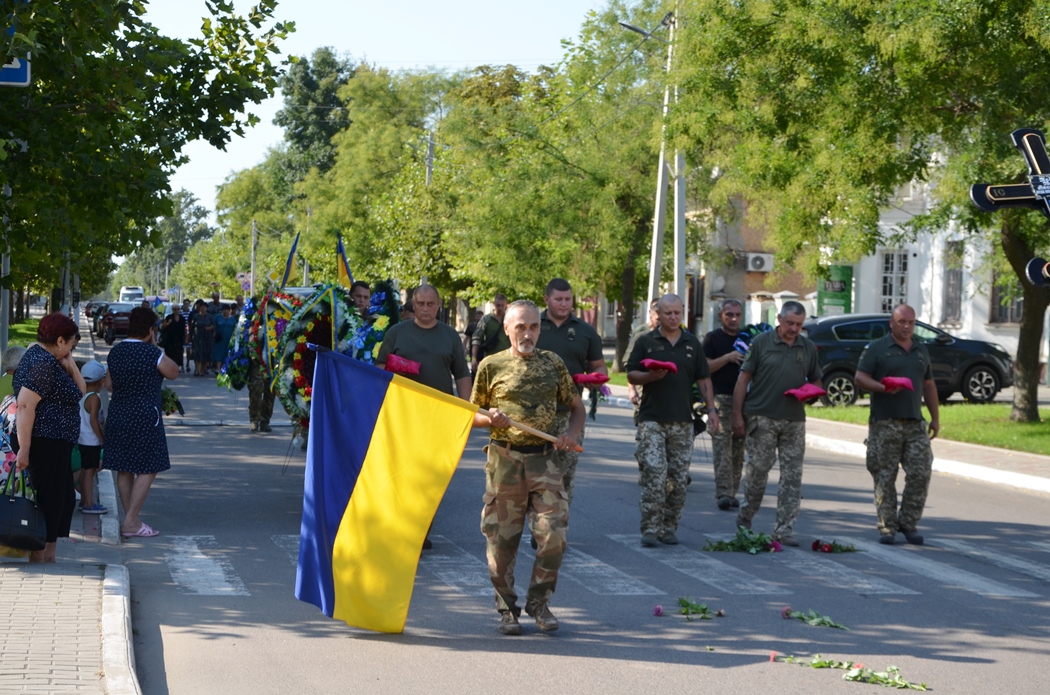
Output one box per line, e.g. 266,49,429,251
620,8,687,306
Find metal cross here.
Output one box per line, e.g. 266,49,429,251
970,128,1050,284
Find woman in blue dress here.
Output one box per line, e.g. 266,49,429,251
212,304,238,367
103,307,179,538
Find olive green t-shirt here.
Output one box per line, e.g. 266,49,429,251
740,330,822,422
376,320,471,395
857,333,933,422
471,349,577,446
626,328,710,423
470,312,510,357
536,311,604,407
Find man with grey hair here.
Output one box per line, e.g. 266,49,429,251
731,300,822,546
0,345,27,399
628,294,719,547
703,298,747,510
471,299,585,635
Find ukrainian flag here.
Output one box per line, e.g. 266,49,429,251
336,233,353,288
295,349,478,633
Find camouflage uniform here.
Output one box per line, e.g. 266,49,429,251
865,420,933,535
738,415,806,538
471,349,577,616
636,421,693,536
247,359,275,427
710,394,744,500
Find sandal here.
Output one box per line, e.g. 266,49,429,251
121,523,159,538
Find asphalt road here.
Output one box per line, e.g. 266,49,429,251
84,358,1050,695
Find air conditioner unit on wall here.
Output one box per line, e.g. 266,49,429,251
747,253,774,272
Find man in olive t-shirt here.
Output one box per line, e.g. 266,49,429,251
855,304,939,546
731,301,822,546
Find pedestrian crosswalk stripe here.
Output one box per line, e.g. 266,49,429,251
521,532,665,596
272,534,300,566
771,547,919,595
935,538,1050,584
1028,541,1050,555
166,536,249,596
840,537,1038,598
608,534,791,595
416,536,492,596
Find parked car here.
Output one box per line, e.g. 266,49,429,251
92,302,110,338
802,313,1014,406
83,300,104,318
101,302,134,345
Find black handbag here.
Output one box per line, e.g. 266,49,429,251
0,470,48,551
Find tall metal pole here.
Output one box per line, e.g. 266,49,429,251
425,132,435,187
1,183,10,354
250,220,257,297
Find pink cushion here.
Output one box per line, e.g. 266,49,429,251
881,376,915,391
384,354,421,375
573,373,610,386
640,359,678,374
784,383,827,401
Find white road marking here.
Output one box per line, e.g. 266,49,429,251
520,532,665,595
608,534,790,595
417,536,492,596
272,534,300,565
840,537,1038,598
165,536,250,596
1028,541,1050,555
935,539,1050,584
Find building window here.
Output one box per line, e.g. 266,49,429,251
990,273,1023,324
606,299,617,319
942,241,963,324
880,251,908,313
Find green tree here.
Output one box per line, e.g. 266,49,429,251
0,0,292,289
672,0,1050,421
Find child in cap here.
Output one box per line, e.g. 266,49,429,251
78,360,108,514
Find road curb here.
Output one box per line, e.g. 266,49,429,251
98,469,121,546
805,434,1050,495
102,564,142,695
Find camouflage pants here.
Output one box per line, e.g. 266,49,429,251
865,419,933,534
481,443,569,615
710,394,745,500
635,421,693,536
247,363,275,425
553,411,586,505
739,415,805,538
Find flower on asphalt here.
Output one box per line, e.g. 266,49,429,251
769,651,777,662
768,540,783,552
653,605,664,616
822,543,833,553
812,539,822,551
781,606,793,619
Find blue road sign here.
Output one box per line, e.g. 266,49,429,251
0,54,30,87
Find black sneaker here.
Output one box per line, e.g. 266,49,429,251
641,533,659,547
259,422,272,433
879,533,896,545
498,612,522,636
527,603,559,632
730,498,740,508
717,497,733,511
901,529,924,545
658,532,679,545
776,533,799,547
422,536,433,550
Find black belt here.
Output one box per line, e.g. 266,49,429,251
491,440,550,454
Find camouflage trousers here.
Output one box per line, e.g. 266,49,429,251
481,442,569,615
865,419,933,535
739,415,806,538
710,394,745,500
247,363,275,426
635,420,693,536
553,411,586,505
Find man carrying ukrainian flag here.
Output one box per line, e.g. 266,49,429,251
471,299,586,636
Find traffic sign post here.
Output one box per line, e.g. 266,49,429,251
0,54,30,87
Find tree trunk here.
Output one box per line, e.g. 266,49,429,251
14,287,23,321
999,219,1050,422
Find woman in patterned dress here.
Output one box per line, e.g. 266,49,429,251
12,313,86,562
103,307,179,538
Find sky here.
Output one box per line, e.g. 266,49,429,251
146,0,605,218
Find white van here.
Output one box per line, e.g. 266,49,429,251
119,286,145,303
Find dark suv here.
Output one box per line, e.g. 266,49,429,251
101,302,134,345
803,314,1014,406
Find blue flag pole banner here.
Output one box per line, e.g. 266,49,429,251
280,231,301,289
295,349,478,633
